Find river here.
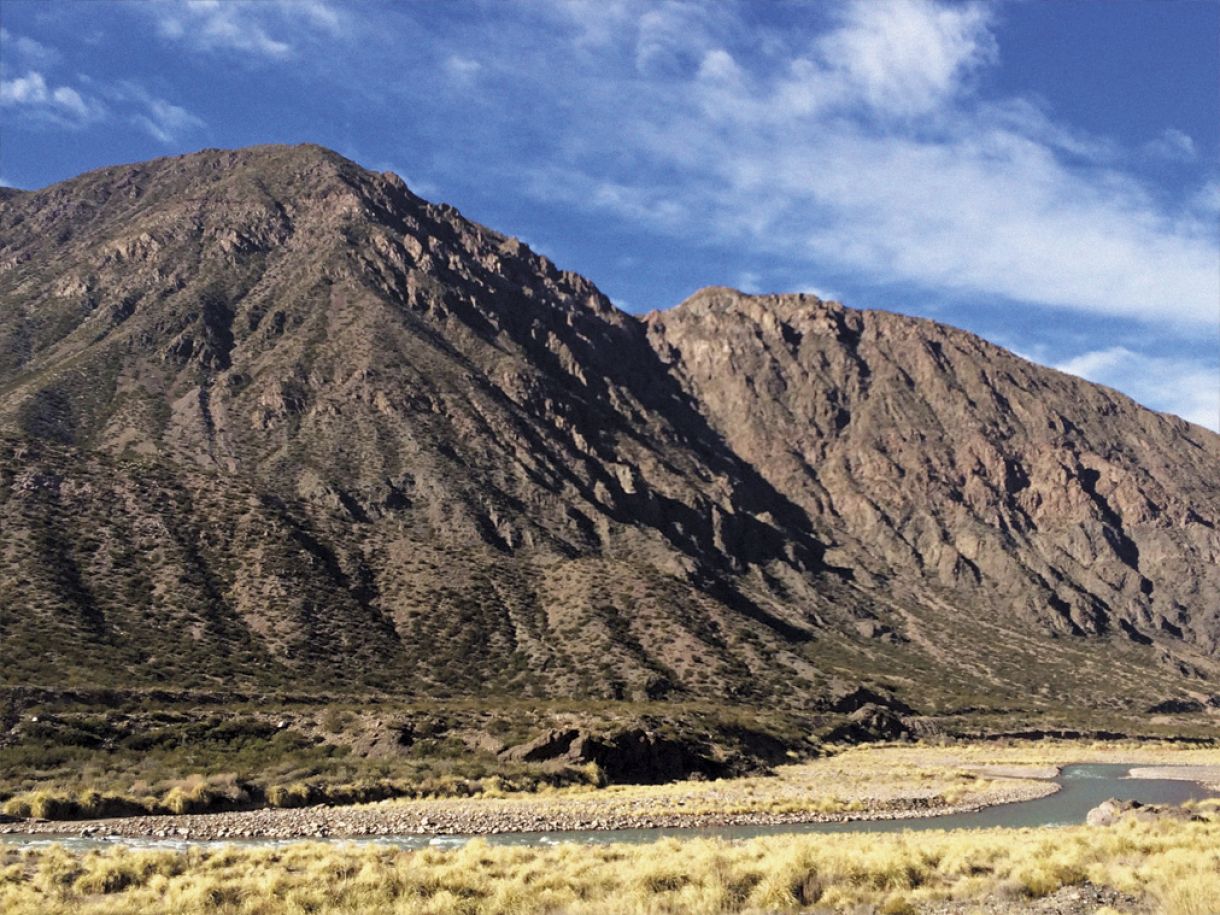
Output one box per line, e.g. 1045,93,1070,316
2,764,1214,852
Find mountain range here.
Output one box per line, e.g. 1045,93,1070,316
1,144,1216,722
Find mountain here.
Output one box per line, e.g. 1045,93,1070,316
0,144,1216,721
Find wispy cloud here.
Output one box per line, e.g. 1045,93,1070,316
1055,347,1219,432
1145,127,1197,162
0,70,102,126
99,80,206,143
444,55,482,85
0,27,62,68
0,30,204,144
146,0,348,60
428,0,1216,330
134,97,206,144
815,0,996,117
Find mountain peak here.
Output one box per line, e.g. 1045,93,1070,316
0,145,1216,710
671,285,832,315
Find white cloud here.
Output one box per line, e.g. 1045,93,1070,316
794,283,840,302
0,70,102,125
147,0,348,60
1055,347,1219,432
816,0,995,117
1192,179,1220,216
535,0,661,51
784,127,1218,326
3,71,52,105
134,97,206,143
505,0,1218,329
3,67,203,142
0,27,62,68
980,97,1119,163
85,79,206,144
444,55,481,85
634,3,720,77
735,270,763,294
1145,127,1197,162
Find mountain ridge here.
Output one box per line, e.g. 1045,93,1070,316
1,144,1216,719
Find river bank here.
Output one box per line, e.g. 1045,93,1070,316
0,780,1058,841
3,801,1218,915
0,746,1066,841
4,742,1217,843
1126,764,1220,789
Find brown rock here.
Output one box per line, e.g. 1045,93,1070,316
0,145,1215,710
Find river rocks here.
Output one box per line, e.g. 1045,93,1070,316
1086,798,1198,827
0,785,1053,843
1086,799,1135,826
920,883,1146,915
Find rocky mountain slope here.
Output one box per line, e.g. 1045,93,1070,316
1,144,1216,719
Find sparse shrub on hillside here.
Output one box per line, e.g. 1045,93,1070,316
318,706,352,735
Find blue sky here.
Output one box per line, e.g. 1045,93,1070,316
2,0,1217,430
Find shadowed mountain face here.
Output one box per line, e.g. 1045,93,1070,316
0,145,1216,713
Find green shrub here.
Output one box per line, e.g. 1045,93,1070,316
29,792,79,820
266,782,312,808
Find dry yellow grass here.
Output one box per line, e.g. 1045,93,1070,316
865,738,1220,769
365,738,1220,825
2,800,1217,914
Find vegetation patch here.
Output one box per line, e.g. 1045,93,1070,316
1,801,1217,913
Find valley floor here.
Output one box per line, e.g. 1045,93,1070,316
0,747,1056,840
2,800,1218,914
3,743,1219,913
4,741,1218,841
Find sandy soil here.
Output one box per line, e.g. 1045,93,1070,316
1128,764,1220,790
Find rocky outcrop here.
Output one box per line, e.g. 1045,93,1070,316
501,730,582,764
501,728,723,783
648,287,1220,660
826,686,915,716
568,730,723,783
1147,698,1207,714
1086,798,1198,827
823,705,915,744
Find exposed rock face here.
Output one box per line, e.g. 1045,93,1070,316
501,730,582,764
568,730,722,783
501,726,728,783
1147,698,1206,714
824,705,915,744
0,144,1216,713
647,288,1219,654
826,686,914,716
